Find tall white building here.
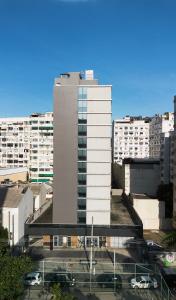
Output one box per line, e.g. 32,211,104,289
0,112,53,182
149,113,174,184
113,117,150,164
149,112,174,158
29,112,53,182
53,70,112,225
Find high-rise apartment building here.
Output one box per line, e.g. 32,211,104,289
113,117,150,164
149,113,174,184
149,113,174,158
25,71,143,250
29,112,53,182
53,70,112,225
0,112,53,182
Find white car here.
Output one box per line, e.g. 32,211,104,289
130,275,158,289
24,272,42,286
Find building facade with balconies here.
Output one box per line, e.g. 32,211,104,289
0,113,53,182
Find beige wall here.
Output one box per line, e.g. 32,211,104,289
0,171,27,183
133,197,171,230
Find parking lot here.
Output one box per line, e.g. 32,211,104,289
21,257,172,300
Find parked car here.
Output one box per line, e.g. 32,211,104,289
44,272,75,289
130,275,158,289
161,267,176,288
146,240,163,251
24,272,42,286
97,273,122,290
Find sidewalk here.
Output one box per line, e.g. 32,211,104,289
28,247,141,263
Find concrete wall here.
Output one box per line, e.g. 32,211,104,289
132,196,172,230
112,163,125,189
129,164,160,196
53,76,79,224
18,188,33,244
0,171,27,183
2,188,33,245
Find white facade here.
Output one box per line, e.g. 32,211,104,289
131,194,172,230
149,113,174,158
160,131,174,184
113,117,149,164
0,112,53,183
86,85,112,225
113,160,160,196
2,187,33,245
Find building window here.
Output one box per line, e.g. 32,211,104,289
78,174,86,185
78,137,87,148
67,237,71,247
78,125,87,136
78,87,87,100
53,236,63,247
77,211,86,224
78,198,86,210
78,162,86,173
78,186,86,197
78,114,87,124
78,101,87,112
78,149,87,161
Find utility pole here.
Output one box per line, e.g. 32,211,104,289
90,216,94,272
89,216,94,294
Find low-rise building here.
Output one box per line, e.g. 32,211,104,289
113,158,160,196
0,184,33,246
29,183,52,211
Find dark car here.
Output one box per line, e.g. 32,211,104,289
96,273,122,290
146,240,164,252
44,272,76,289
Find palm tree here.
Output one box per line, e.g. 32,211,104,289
162,231,176,249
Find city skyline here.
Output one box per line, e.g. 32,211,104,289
0,0,176,118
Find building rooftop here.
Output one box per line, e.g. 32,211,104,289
29,183,52,196
132,193,157,200
0,167,28,176
123,158,160,165
33,189,134,226
111,189,134,225
0,184,28,208
34,204,52,223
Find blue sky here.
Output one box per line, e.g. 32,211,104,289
0,0,176,119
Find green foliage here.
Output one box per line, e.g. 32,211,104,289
51,283,77,300
162,231,176,248
0,254,33,300
51,284,62,300
0,226,9,255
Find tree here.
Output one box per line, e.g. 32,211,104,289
0,254,33,299
0,226,9,255
51,283,77,300
162,231,176,249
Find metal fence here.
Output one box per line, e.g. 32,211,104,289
22,260,175,300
